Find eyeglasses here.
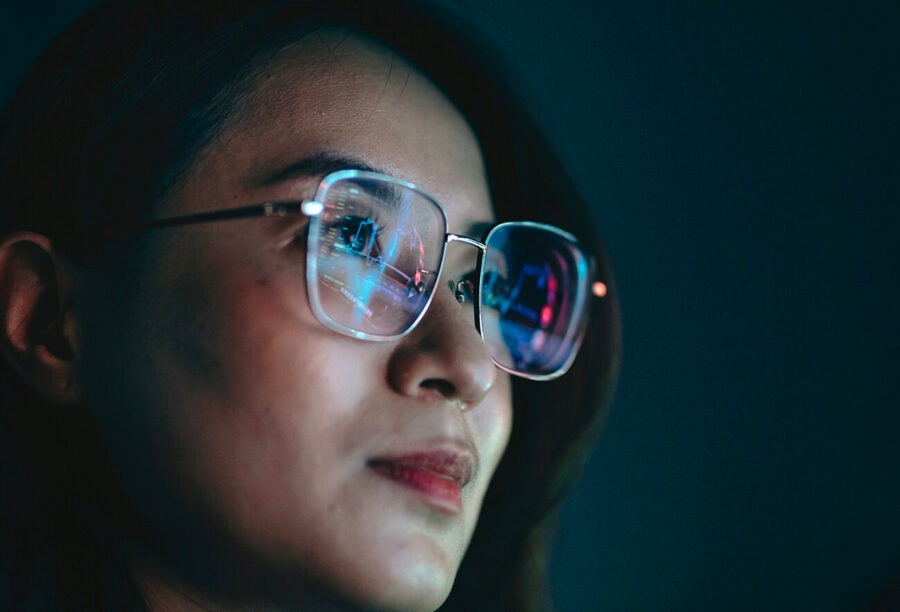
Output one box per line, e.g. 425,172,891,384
146,169,603,380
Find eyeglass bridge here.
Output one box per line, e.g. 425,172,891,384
442,233,487,304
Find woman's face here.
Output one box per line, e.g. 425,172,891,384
75,34,512,610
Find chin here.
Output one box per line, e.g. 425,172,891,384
385,563,453,611
335,545,456,612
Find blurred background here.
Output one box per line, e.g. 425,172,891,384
2,2,897,610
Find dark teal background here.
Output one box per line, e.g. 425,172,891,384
2,2,897,610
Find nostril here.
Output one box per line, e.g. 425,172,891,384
420,378,457,399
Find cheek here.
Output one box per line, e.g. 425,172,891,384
151,231,327,412
153,257,347,479
80,238,370,536
158,254,410,531
468,375,514,488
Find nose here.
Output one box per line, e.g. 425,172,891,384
386,284,497,410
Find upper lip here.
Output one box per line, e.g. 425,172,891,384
368,447,477,488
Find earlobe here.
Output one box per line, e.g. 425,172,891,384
0,232,83,405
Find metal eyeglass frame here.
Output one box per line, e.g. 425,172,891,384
144,169,600,380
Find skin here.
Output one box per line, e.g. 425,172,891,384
66,33,513,610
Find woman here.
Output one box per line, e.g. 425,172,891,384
0,1,619,610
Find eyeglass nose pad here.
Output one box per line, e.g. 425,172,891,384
448,279,475,304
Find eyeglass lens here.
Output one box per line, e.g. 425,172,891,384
309,174,446,337
480,224,590,377
306,173,589,378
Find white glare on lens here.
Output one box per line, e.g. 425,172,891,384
302,200,324,216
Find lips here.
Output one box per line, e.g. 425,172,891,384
368,450,476,513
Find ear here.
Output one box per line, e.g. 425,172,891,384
0,232,83,405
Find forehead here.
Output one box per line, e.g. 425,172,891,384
181,30,491,228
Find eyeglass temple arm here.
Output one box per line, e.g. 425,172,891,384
142,200,323,229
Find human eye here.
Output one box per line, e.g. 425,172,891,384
324,208,386,263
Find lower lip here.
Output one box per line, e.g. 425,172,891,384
370,463,462,513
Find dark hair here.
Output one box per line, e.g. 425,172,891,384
0,1,620,609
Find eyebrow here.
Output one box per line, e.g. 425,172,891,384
249,152,497,238
251,152,387,188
